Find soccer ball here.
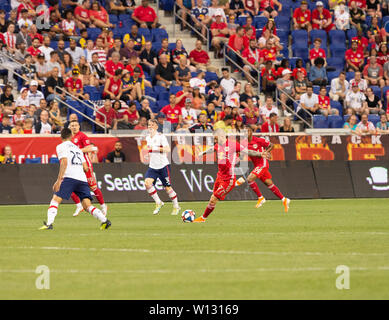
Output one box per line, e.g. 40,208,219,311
182,210,196,223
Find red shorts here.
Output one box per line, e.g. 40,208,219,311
312,23,335,33
251,166,272,183
213,177,236,201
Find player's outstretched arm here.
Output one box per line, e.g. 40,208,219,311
198,146,215,157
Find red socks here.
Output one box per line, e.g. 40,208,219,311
71,193,81,204
203,203,215,218
268,184,284,200
93,188,105,205
248,181,262,197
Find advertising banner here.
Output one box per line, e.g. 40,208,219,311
1,134,388,164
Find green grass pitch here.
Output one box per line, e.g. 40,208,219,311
1,199,389,300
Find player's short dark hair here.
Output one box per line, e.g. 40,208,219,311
221,67,229,72
61,128,72,140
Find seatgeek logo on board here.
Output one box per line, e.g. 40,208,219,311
95,169,214,193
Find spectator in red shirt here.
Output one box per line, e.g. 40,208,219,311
105,52,125,78
243,16,256,36
293,0,312,33
65,69,89,100
132,0,161,29
210,14,230,59
103,69,124,100
89,1,115,29
261,112,280,132
262,18,277,36
377,42,389,66
259,0,282,19
352,28,369,54
312,1,335,32
27,37,42,62
242,38,261,85
309,38,327,66
346,39,365,72
227,26,245,69
160,94,183,131
260,39,281,65
292,58,308,79
74,0,91,28
189,40,219,74
261,60,277,95
96,99,118,132
318,86,339,116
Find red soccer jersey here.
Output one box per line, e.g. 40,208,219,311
242,47,261,65
189,49,210,64
345,48,364,65
97,107,117,127
105,60,124,76
292,67,307,79
72,131,91,150
107,77,122,96
74,6,90,20
65,77,83,93
348,0,366,9
259,0,275,10
27,46,41,57
318,95,330,109
211,22,228,38
125,63,144,77
293,8,311,24
261,67,277,81
260,47,277,62
215,140,242,180
377,52,389,66
352,36,369,51
133,5,157,22
261,122,279,133
248,136,270,169
309,48,326,60
161,105,182,124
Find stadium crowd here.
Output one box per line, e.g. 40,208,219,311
0,0,389,137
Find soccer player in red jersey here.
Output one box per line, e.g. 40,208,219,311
68,120,107,217
237,126,290,212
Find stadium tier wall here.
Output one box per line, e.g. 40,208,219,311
1,161,389,205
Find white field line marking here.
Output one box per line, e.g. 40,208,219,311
2,246,389,257
1,266,389,274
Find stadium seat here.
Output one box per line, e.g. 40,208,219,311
346,28,358,42
329,46,346,58
371,86,382,99
254,16,268,29
328,115,344,128
310,29,327,45
274,16,290,30
157,100,169,110
153,85,168,96
84,86,101,101
368,114,380,127
138,28,152,42
313,115,329,128
66,100,85,123
25,157,42,164
169,86,183,95
329,30,346,45
205,71,219,83
237,16,247,26
291,30,308,47
109,14,118,24
327,57,344,72
313,86,320,95
346,72,355,81
277,30,289,43
292,47,308,63
152,28,169,42
87,28,101,41
327,71,340,83
330,100,343,116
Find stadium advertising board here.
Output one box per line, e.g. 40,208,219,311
1,134,388,164
4,161,387,205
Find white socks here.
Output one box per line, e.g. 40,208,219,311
47,200,58,225
166,188,179,209
147,186,162,204
88,206,107,223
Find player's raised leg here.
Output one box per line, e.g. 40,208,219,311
145,177,164,214
194,194,219,223
40,195,62,230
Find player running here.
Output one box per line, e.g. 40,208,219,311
144,119,181,215
193,129,261,223
237,126,290,212
68,120,107,217
39,128,111,230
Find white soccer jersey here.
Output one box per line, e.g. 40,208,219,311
56,141,87,182
146,132,170,170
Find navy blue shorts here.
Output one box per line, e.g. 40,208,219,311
145,165,172,187
55,177,93,201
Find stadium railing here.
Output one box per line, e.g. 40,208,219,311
223,44,261,91
54,86,108,134
0,51,33,84
275,87,313,129
172,3,210,48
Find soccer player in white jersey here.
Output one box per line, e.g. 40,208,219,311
39,128,111,230
144,119,181,215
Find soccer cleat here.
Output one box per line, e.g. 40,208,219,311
171,206,181,216
101,204,108,216
153,202,164,215
282,198,290,213
100,219,111,230
193,216,206,223
255,196,266,208
39,221,53,230
73,206,84,217
235,177,245,187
